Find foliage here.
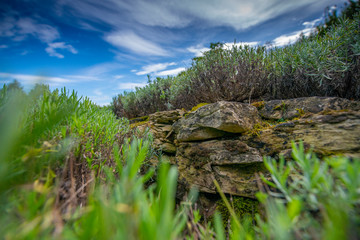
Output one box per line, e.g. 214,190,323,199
216,196,259,229
211,142,360,239
0,83,130,237
316,0,360,36
61,138,187,240
112,7,360,118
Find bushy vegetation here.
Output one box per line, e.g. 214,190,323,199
0,83,129,237
112,1,360,118
1,83,359,239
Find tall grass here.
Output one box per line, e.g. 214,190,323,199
1,83,359,239
112,11,360,118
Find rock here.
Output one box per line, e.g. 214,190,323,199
242,110,360,159
176,139,266,198
258,97,360,120
149,109,186,124
175,101,261,142
132,98,360,203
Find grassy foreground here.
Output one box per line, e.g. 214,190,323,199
1,84,359,239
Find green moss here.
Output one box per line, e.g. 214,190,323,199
295,108,305,117
216,196,259,228
190,103,209,112
129,115,149,124
130,119,149,129
320,109,350,115
184,103,209,117
251,101,265,110
273,101,287,112
245,121,272,136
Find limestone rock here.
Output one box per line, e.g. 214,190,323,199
176,139,266,198
149,109,186,124
242,110,360,159
175,101,261,142
150,123,176,154
258,97,360,120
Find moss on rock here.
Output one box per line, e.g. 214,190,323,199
216,196,259,228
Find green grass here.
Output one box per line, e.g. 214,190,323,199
1,84,360,239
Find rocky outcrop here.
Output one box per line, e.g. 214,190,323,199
174,101,261,142
258,96,360,120
133,97,360,202
176,139,265,198
242,110,360,159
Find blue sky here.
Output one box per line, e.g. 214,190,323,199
0,0,347,105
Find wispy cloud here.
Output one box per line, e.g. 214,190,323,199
20,50,29,55
135,62,176,75
118,82,147,90
87,93,112,106
0,72,72,85
58,0,337,31
272,17,322,47
157,67,186,76
0,72,103,87
0,16,60,43
187,45,210,57
0,45,8,49
45,42,78,58
82,62,123,77
61,75,100,81
114,75,124,79
105,31,169,56
0,14,77,58
224,41,259,48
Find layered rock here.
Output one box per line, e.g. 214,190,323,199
258,96,360,120
174,101,261,142
243,110,360,159
133,97,360,201
176,139,265,198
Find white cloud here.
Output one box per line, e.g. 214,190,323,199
62,75,100,81
17,18,60,43
82,62,123,77
118,82,148,90
136,62,176,75
105,31,169,56
45,42,78,58
0,45,8,49
0,72,102,87
0,16,59,43
0,72,72,84
114,75,124,79
156,67,186,76
187,42,259,57
87,94,112,106
20,50,29,55
59,0,336,31
94,89,103,96
187,45,210,57
0,15,78,59
224,41,259,49
272,17,321,47
302,18,322,28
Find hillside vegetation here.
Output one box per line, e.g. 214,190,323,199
112,2,360,119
